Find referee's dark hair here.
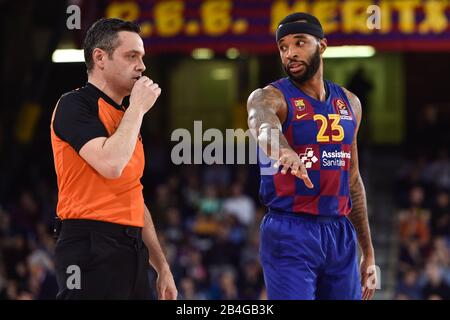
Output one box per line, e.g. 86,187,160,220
84,18,141,72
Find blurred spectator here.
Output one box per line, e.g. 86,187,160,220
181,168,202,216
222,182,256,227
27,250,58,300
205,223,240,268
398,239,425,274
395,146,450,301
395,156,428,207
238,259,264,299
414,105,448,155
346,66,373,143
398,186,431,247
395,269,422,300
163,207,185,245
150,184,179,229
430,190,450,236
202,165,232,192
198,185,221,215
421,262,450,300
9,190,40,236
179,276,207,300
209,268,239,300
223,214,246,246
0,262,7,299
422,150,450,191
191,214,220,238
1,234,30,281
180,247,208,290
240,230,261,265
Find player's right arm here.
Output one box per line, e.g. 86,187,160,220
79,76,160,179
247,86,313,188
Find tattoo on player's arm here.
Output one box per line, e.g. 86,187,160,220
345,88,374,256
247,87,292,159
349,158,373,254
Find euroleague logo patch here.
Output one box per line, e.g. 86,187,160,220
333,98,353,121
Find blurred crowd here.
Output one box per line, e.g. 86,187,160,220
394,147,450,300
1,116,448,300
0,159,266,300
145,164,266,300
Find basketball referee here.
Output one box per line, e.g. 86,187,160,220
50,18,177,300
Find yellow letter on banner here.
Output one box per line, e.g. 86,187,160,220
154,1,184,37
106,1,139,21
270,0,309,33
342,0,373,34
312,0,338,34
393,0,420,34
418,0,448,34
379,0,393,34
201,0,232,36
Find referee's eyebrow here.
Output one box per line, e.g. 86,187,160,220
125,49,145,56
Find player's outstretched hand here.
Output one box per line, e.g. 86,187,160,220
274,148,314,189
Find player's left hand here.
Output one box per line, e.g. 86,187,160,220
360,253,377,300
156,267,178,300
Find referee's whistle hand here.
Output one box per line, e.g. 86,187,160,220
129,76,162,114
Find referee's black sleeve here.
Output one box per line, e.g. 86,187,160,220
53,91,108,153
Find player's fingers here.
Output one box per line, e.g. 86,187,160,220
361,273,369,299
302,176,314,189
296,164,314,188
364,287,373,300
280,160,293,174
273,156,287,169
362,287,369,300
290,162,300,175
367,288,375,300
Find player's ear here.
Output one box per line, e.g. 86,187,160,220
92,48,106,70
319,38,327,54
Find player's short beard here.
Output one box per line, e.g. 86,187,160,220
284,45,321,84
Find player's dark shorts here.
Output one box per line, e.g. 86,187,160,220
54,219,152,299
260,210,362,300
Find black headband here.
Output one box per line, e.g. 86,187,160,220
276,21,324,42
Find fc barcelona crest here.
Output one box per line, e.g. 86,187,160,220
293,98,306,111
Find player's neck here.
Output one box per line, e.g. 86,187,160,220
88,74,125,106
294,66,326,102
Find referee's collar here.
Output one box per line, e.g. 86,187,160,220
86,82,127,111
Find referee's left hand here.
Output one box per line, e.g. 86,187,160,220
157,267,178,300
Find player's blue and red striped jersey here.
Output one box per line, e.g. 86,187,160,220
258,78,357,216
